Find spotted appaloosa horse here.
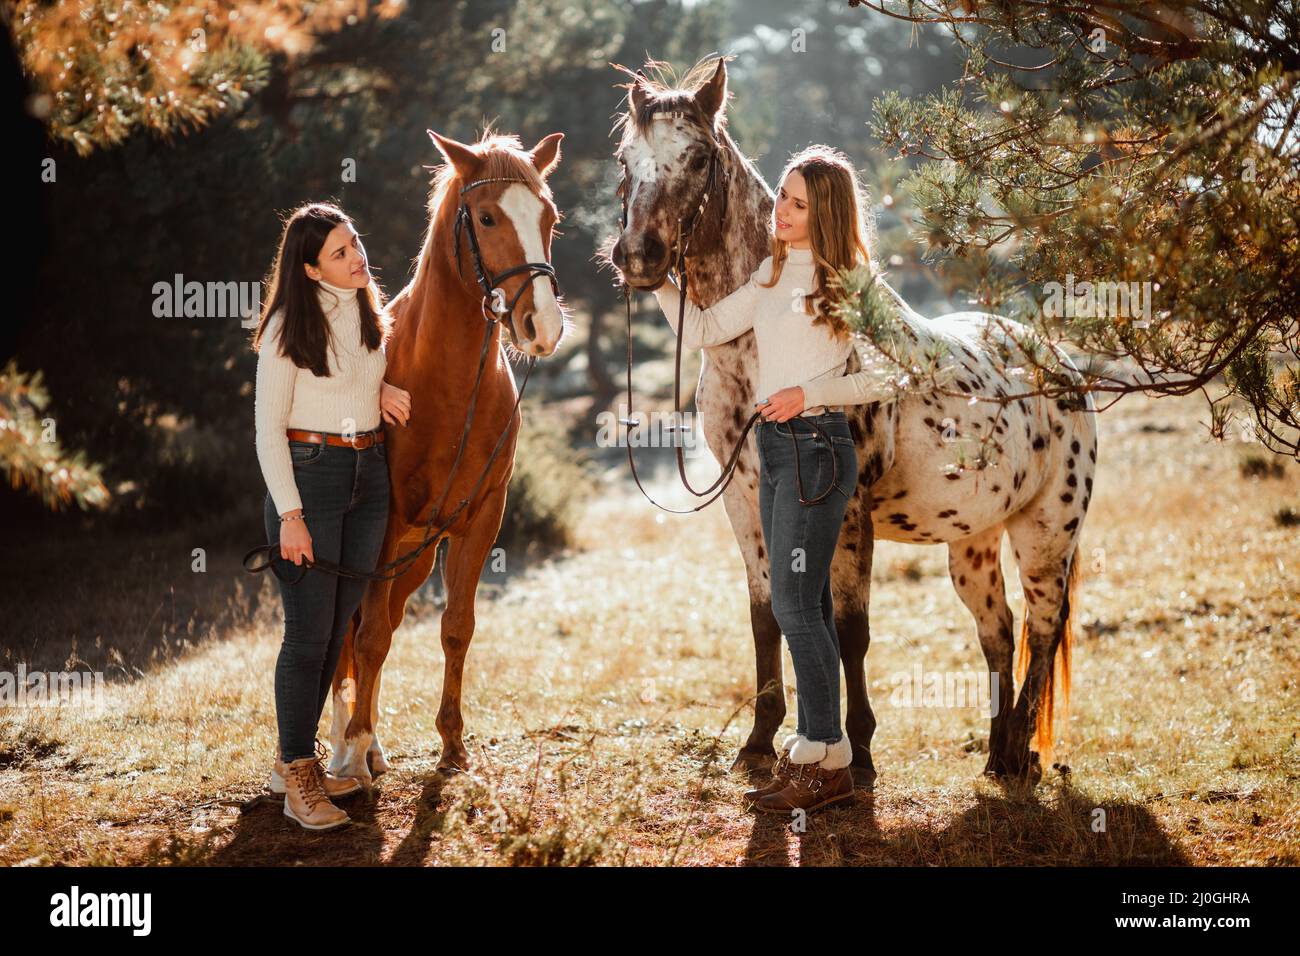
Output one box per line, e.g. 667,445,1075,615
327,129,569,784
608,57,1098,785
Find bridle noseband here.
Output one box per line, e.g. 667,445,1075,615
617,111,730,263
454,176,562,322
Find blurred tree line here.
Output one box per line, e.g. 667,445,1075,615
1,0,961,533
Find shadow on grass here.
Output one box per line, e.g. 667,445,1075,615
195,767,473,866
741,778,1192,866
0,507,543,686
0,508,277,680
120,767,1194,867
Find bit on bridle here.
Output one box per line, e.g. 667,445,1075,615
454,175,563,322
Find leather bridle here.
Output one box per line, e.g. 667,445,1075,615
616,112,730,253
616,115,840,513
454,176,562,325
244,177,556,585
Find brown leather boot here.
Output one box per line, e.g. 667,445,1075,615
281,754,350,831
754,736,855,816
743,734,799,805
754,761,855,815
270,738,361,799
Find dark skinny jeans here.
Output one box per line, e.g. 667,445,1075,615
262,436,389,763
755,410,857,744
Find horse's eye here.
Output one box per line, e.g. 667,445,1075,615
479,213,494,227
690,154,708,170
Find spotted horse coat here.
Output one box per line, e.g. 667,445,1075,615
608,56,1098,785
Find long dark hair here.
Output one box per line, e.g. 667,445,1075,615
251,202,390,376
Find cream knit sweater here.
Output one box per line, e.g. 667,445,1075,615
254,278,387,515
653,245,887,415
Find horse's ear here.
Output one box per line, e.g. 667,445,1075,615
529,132,564,179
629,72,649,114
428,129,482,179
693,57,728,123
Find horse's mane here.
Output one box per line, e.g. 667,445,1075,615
611,55,733,153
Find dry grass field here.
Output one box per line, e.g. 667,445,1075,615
1,391,1297,866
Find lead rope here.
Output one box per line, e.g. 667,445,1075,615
246,175,561,585
244,300,535,585
620,209,838,511
620,258,839,511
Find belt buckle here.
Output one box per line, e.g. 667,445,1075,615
350,429,380,450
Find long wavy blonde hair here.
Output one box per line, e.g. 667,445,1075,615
760,145,874,341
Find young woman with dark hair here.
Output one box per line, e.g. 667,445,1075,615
250,202,411,831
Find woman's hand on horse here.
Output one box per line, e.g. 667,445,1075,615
757,386,806,422
381,380,413,427
279,513,314,565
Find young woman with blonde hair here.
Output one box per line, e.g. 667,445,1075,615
653,145,877,815
251,202,411,831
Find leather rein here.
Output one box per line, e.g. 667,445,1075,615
616,115,840,513
243,176,559,585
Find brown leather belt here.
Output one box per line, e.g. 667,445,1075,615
286,427,385,449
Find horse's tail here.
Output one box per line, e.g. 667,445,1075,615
1014,546,1079,767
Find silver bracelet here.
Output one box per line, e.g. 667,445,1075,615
280,512,306,523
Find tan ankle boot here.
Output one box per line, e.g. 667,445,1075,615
281,754,350,831
270,739,361,799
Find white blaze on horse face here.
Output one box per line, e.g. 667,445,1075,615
622,117,697,236
497,183,563,355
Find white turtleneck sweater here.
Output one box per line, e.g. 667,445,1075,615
653,245,885,415
254,278,387,516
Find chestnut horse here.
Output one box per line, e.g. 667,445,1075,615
328,129,568,783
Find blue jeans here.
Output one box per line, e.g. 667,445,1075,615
262,435,390,762
756,410,857,744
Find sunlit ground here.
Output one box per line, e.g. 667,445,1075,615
1,391,1297,866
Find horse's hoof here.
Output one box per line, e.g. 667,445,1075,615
850,764,878,790
367,748,390,778
982,755,1008,779
990,751,1043,786
731,750,775,778
436,757,471,778
1024,751,1044,785
329,756,373,788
